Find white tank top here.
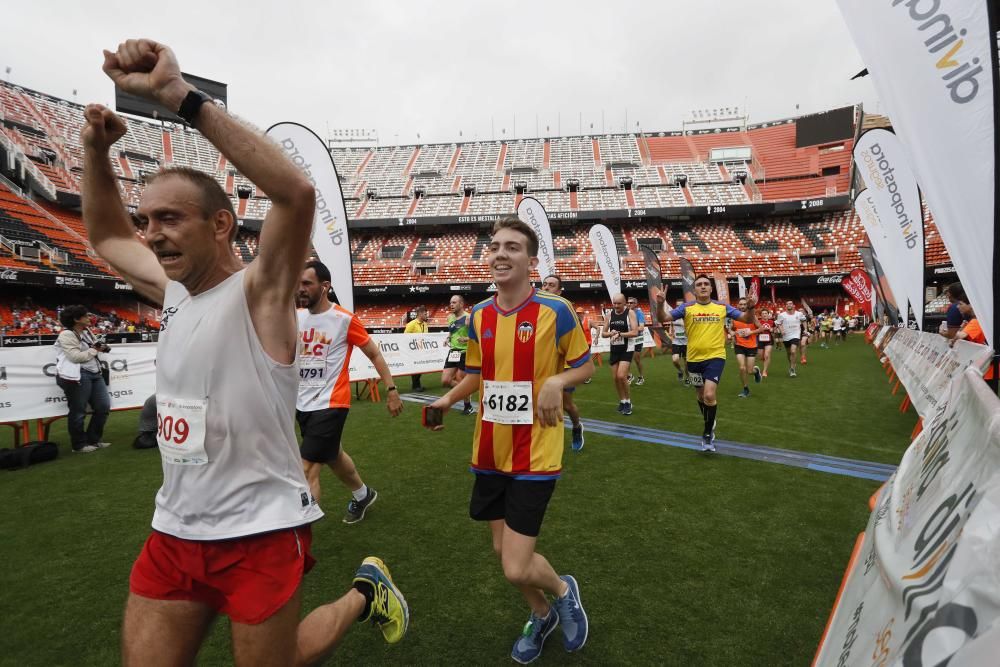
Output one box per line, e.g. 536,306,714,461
152,270,323,540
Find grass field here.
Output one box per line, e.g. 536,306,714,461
0,334,916,666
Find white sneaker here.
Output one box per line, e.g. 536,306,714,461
73,445,98,453
92,442,112,449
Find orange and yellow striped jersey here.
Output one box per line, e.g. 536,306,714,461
466,290,590,479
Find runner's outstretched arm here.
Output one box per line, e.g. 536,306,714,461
81,105,167,305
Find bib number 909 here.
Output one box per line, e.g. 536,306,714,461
157,414,190,445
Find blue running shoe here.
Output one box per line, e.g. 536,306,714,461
571,424,585,452
753,366,762,384
511,609,559,664
552,575,588,652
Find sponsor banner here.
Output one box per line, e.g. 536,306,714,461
854,189,910,323
679,257,696,303
268,122,354,311
800,296,814,318
0,343,157,421
588,224,621,300
516,197,557,281
840,269,874,320
344,196,854,229
737,275,747,299
640,245,666,337
0,269,132,292
815,368,1000,666
347,333,449,381
857,246,886,321
854,130,925,329
836,0,995,344
713,273,730,305
882,326,992,417
749,276,760,303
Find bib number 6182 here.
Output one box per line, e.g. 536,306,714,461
486,393,529,413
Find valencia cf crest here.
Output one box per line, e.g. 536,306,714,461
517,321,534,343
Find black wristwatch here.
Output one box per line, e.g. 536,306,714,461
385,386,398,393
177,89,213,125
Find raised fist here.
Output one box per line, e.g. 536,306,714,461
80,104,127,153
102,39,192,112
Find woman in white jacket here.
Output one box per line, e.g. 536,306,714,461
55,305,111,453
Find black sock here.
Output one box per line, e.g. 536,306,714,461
463,399,471,409
697,400,707,418
353,580,375,621
704,404,717,437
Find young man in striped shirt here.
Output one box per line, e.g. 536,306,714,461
429,217,593,663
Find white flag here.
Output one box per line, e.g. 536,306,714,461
517,196,556,281
837,0,995,342
267,122,354,311
853,128,925,329
588,224,621,300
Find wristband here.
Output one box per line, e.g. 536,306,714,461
385,386,398,393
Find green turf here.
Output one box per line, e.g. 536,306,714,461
0,334,913,665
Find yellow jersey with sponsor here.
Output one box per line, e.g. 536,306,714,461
465,290,590,479
404,319,428,334
669,300,743,362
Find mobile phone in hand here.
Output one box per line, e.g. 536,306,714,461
422,405,444,429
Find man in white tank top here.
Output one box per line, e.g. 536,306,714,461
296,260,403,523
80,39,408,664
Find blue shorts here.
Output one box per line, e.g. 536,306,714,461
687,358,725,385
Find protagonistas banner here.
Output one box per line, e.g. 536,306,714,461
517,196,557,281
588,224,621,300
854,189,909,324
853,129,924,330
267,122,354,312
814,368,1000,666
836,0,995,344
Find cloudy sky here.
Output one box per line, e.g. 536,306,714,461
4,1,878,145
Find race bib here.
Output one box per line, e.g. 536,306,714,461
689,373,705,387
157,396,208,466
758,332,771,342
447,350,462,363
298,356,326,388
481,380,534,425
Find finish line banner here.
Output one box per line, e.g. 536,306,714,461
880,327,992,417
0,343,157,422
815,368,1000,666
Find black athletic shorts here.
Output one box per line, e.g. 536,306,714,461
756,339,772,350
784,337,800,348
734,344,757,357
609,347,634,365
296,408,349,463
634,343,644,353
671,343,688,357
443,349,467,370
470,474,556,537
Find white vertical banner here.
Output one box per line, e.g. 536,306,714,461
854,190,910,323
836,0,995,343
737,275,747,299
588,224,621,300
267,122,354,312
853,129,924,329
517,196,557,280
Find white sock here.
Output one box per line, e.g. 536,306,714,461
620,399,627,404
352,484,368,501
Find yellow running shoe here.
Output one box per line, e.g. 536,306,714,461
353,557,409,643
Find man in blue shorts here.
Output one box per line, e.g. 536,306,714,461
654,274,757,451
